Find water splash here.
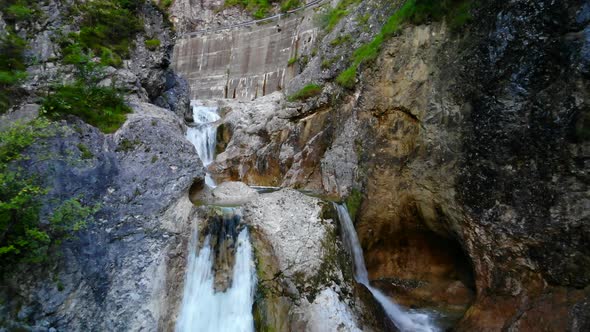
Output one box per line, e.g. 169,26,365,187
334,203,439,332
175,216,256,332
186,102,220,188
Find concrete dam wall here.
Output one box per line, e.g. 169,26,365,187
171,6,320,100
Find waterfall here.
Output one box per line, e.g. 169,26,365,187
186,102,220,187
176,209,256,332
334,204,439,332
178,103,256,332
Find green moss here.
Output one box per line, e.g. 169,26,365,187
287,56,298,66
344,188,362,222
144,39,161,50
77,143,93,160
287,83,323,101
151,155,159,163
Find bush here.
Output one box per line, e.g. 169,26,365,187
287,83,323,101
60,0,144,67
280,0,300,12
0,1,38,23
0,119,95,269
42,83,132,134
144,39,161,50
0,33,27,113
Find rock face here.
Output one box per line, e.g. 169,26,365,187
0,1,205,330
200,0,590,330
0,102,204,331
243,189,374,331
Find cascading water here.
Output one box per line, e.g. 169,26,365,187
177,103,256,332
175,209,256,332
334,203,439,332
186,102,220,187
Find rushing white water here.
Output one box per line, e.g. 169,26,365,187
186,102,220,187
180,104,256,331
176,224,256,332
334,204,439,332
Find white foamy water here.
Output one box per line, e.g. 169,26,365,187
335,203,439,332
175,226,256,332
186,103,220,188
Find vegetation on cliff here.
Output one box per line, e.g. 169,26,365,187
0,120,95,272
337,0,472,88
60,0,145,67
287,83,323,101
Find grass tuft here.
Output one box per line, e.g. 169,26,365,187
287,83,323,101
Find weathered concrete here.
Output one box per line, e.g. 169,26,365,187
172,10,319,100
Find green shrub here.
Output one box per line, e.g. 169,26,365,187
42,83,132,134
0,119,95,269
5,4,33,21
287,83,323,101
345,188,362,222
0,1,38,23
0,33,27,113
280,0,300,12
144,39,161,50
59,0,144,67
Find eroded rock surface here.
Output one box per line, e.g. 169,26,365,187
243,189,375,331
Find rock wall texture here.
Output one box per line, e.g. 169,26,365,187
0,1,205,330
172,6,319,100
206,0,590,330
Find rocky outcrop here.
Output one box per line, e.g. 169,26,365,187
243,189,375,331
0,1,204,330
0,102,204,331
199,0,590,330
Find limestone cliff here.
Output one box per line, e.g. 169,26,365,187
205,0,590,330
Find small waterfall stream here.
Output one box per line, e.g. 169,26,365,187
335,204,439,332
186,102,220,187
176,103,256,332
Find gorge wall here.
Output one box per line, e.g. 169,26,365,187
171,3,320,100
